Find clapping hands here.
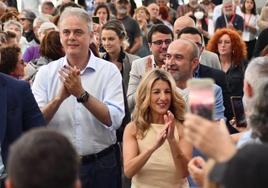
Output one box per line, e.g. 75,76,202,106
151,111,176,151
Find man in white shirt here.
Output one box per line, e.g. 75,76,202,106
32,7,124,188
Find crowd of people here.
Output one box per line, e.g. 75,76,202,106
0,0,268,188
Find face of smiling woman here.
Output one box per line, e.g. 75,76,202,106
101,29,122,55
150,80,172,117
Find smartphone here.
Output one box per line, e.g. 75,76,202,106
92,16,99,24
230,96,247,127
187,78,215,120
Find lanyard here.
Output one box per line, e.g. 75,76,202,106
224,14,236,27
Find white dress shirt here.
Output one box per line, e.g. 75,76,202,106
32,51,125,155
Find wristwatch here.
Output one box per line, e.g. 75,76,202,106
77,90,90,103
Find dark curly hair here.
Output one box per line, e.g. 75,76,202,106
207,28,247,65
0,45,20,74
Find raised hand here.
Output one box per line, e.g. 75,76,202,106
59,65,84,98
58,81,71,101
151,124,168,152
145,57,153,73
164,110,175,141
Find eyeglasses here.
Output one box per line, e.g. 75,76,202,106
151,39,172,46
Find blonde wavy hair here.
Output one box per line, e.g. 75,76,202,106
132,69,185,138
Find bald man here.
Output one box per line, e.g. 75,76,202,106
173,16,221,70
173,16,195,37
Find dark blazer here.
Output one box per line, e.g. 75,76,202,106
198,64,232,122
215,14,244,32
0,73,45,164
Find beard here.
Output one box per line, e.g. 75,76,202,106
167,64,191,83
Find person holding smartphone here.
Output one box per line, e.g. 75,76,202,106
184,56,268,187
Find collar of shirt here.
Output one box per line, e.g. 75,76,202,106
151,55,160,68
62,50,98,74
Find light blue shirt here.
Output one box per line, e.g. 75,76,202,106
237,129,261,148
32,51,125,155
214,84,225,121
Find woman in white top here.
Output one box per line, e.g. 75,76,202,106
241,0,258,60
123,69,192,188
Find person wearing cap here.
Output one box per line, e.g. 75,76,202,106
184,56,268,187
115,0,142,55
32,7,124,188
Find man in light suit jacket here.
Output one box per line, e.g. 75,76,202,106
127,24,174,112
200,50,221,70
0,73,45,184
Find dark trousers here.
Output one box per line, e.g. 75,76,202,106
246,39,256,60
79,145,122,188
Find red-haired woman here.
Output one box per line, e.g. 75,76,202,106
207,28,247,97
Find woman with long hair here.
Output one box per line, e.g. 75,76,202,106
241,0,258,60
123,69,192,188
101,20,139,142
93,4,110,26
207,28,247,97
101,19,139,92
